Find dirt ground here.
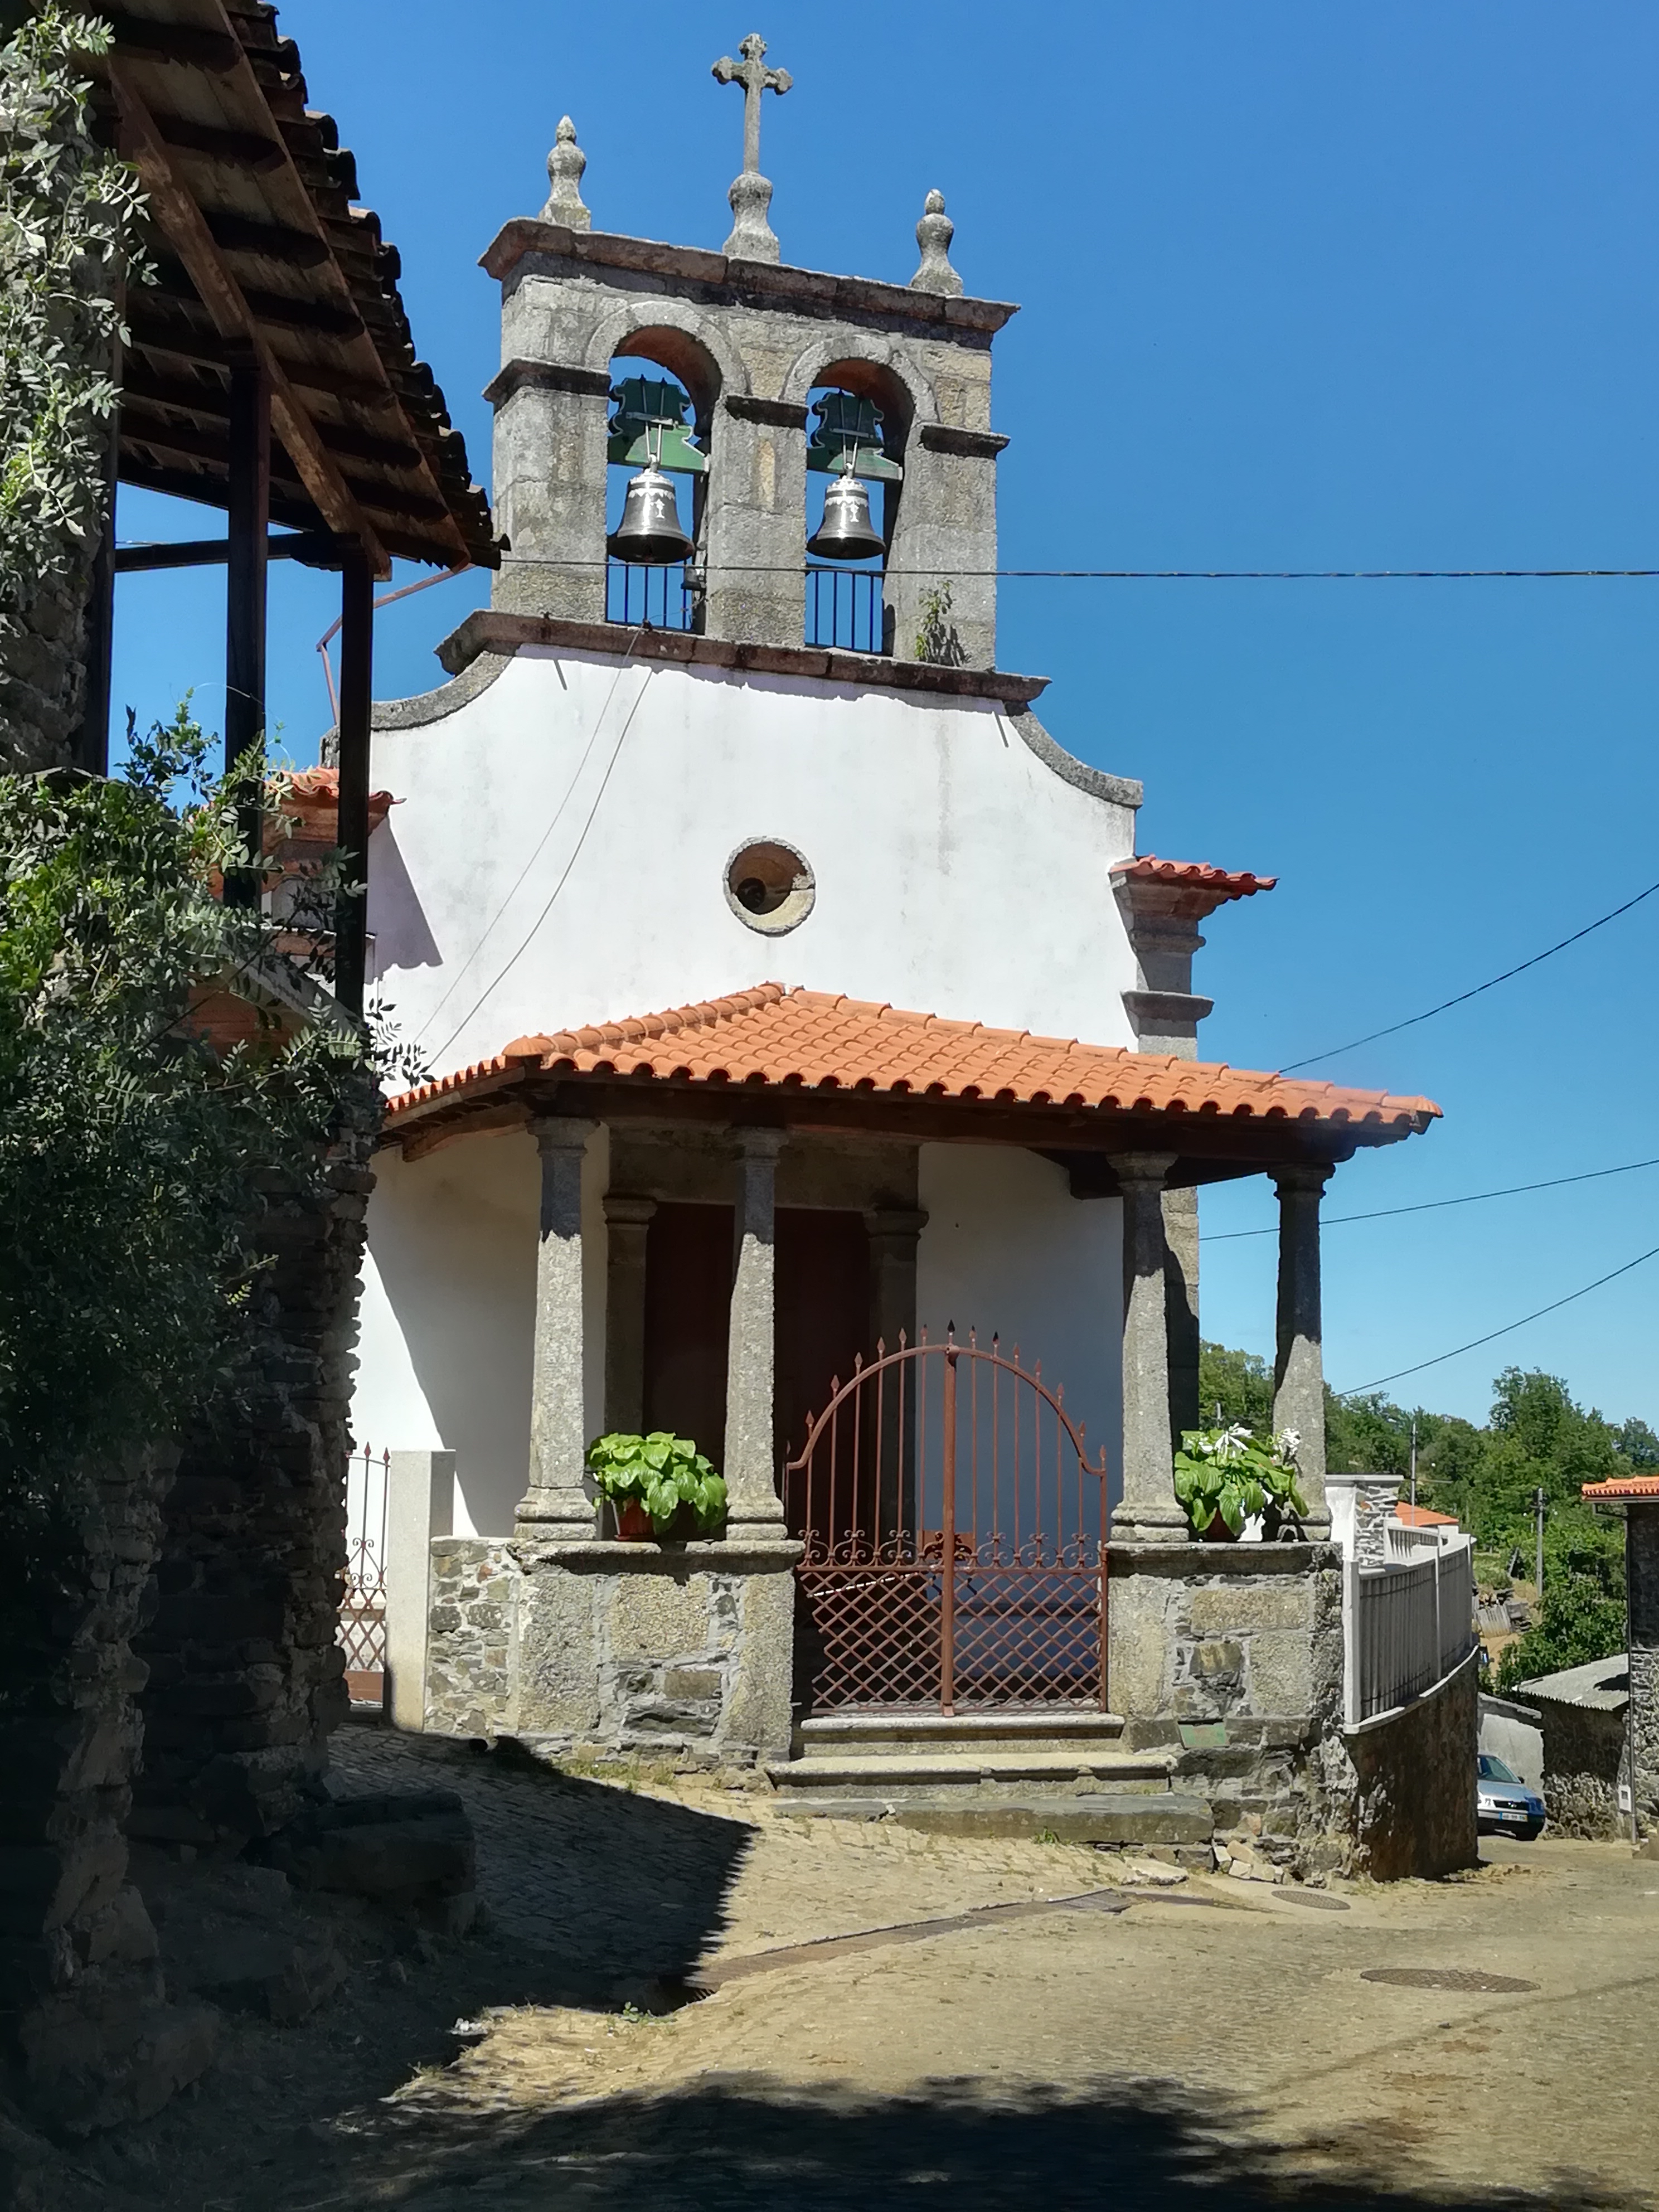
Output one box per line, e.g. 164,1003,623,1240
35,1722,1659,2211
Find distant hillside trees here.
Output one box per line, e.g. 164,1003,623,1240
1197,1341,1636,1687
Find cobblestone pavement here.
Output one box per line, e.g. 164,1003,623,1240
65,1725,1659,2211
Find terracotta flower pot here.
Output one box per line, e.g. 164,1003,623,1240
615,1498,655,1541
1196,1514,1240,1542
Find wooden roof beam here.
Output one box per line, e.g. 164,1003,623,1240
111,65,390,577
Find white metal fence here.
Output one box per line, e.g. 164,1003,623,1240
1344,1534,1474,1724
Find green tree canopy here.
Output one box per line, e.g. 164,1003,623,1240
0,711,366,1510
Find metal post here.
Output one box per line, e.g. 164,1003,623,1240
940,1335,958,1716
224,358,269,906
1535,1486,1546,1603
333,552,374,1018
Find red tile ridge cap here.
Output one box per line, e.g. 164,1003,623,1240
1582,1475,1659,1499
1112,855,1277,898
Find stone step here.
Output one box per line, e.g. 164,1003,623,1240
795,1711,1127,1756
768,1748,1175,1792
779,1791,1216,1846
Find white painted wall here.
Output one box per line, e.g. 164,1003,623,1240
916,1145,1123,1508
367,650,1141,1081
352,1127,610,1538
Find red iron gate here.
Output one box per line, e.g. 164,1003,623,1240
783,1330,1110,1713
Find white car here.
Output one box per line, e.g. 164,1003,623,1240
1477,1753,1546,1840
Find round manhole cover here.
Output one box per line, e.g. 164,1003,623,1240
1361,1966,1537,1994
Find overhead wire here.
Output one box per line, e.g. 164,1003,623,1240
497,555,1659,581
1335,1243,1659,1398
1200,1155,1659,1241
411,634,647,1051
421,656,658,1068
1278,875,1659,1071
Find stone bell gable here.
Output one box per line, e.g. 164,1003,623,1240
479,212,1013,667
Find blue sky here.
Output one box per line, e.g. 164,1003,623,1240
111,3,1659,1428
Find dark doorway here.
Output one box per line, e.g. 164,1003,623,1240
641,1204,872,1490
775,1208,871,1471
643,1203,733,1464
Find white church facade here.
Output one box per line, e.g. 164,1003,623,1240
337,63,1449,1841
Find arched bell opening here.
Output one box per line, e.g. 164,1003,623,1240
802,360,911,657
605,329,718,633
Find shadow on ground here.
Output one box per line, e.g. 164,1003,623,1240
296,2073,1650,2212
334,1730,756,2006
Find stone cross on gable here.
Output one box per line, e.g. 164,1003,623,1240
712,31,792,264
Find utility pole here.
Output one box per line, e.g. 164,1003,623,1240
1535,1486,1546,1599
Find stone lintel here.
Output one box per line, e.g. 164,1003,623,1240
480,218,1020,337
436,607,1050,706
513,1537,802,1573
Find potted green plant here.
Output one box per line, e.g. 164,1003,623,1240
585,1432,727,1541
1172,1423,1308,1541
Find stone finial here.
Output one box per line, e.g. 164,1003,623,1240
712,32,792,263
542,115,591,230
910,187,963,297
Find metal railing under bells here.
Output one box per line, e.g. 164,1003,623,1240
806,565,888,656
606,558,696,631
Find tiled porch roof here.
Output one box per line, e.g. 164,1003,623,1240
1582,1475,1659,1500
386,983,1439,1137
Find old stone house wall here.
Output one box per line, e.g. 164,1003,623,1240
0,1447,219,2133
0,564,93,773
131,1099,379,1852
1534,1692,1627,1839
1337,1649,1480,1880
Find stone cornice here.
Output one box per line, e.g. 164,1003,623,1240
483,357,612,408
918,424,1010,459
481,219,1020,338
435,608,1050,706
722,394,810,429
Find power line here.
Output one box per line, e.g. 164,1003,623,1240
1335,1241,1659,1398
1279,875,1659,1071
1201,1155,1659,1242
498,555,1659,580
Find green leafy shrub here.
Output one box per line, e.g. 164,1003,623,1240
1172,1423,1307,1539
585,1432,726,1534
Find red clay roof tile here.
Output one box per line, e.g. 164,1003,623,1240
1582,1476,1659,1500
388,983,1440,1136
1111,856,1277,900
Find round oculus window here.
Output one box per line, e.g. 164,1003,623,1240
724,838,816,935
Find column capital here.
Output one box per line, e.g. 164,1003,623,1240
1272,1160,1334,1198
731,1125,788,1162
1114,1151,1179,1192
601,1191,657,1230
530,1113,598,1156
865,1205,929,1245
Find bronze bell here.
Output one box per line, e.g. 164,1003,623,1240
806,468,885,561
608,463,693,565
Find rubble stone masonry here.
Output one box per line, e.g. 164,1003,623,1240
132,1093,379,1851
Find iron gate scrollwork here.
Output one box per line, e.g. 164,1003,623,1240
783,1329,1110,1714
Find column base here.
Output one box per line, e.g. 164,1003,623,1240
1111,1505,1191,1544
513,1488,596,1541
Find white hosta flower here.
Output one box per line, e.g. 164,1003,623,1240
1274,1427,1301,1464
